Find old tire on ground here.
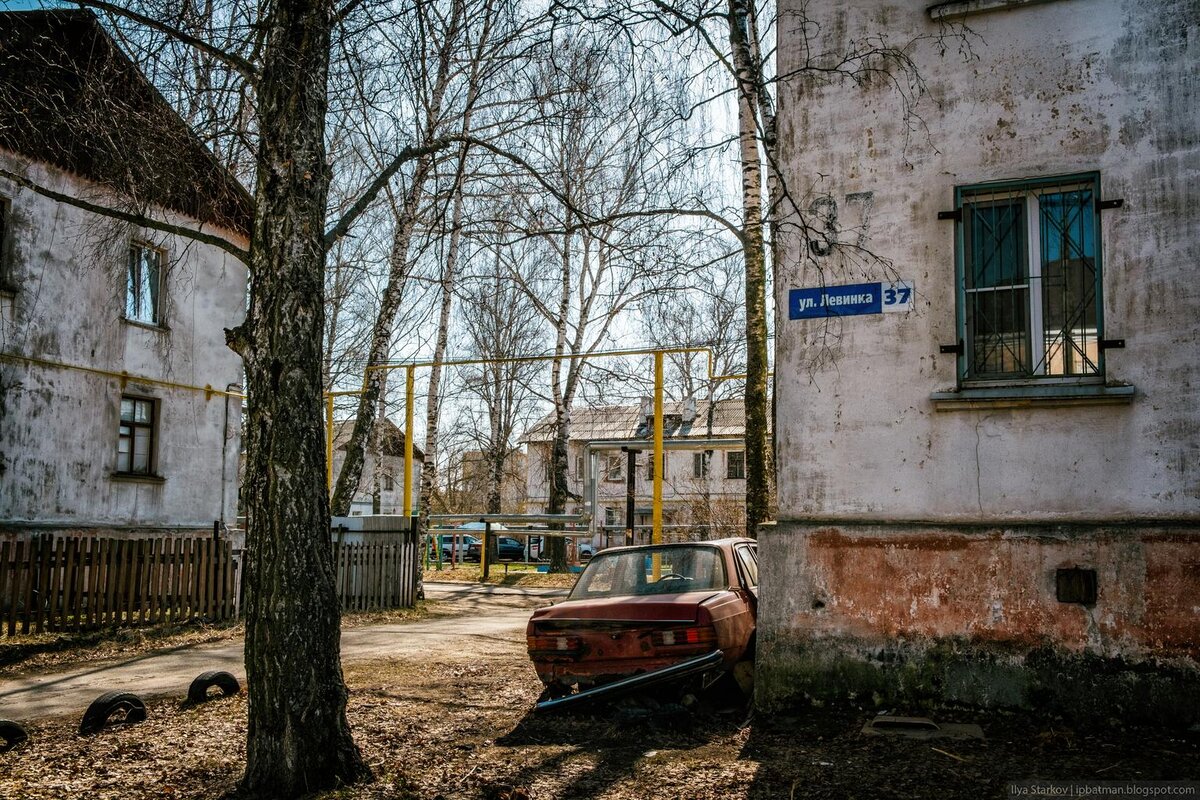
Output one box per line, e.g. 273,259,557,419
186,671,240,705
0,719,28,752
79,692,147,735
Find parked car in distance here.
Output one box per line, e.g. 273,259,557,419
432,520,506,562
526,538,759,703
430,533,479,562
466,536,525,562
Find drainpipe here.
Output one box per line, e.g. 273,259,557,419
219,382,243,528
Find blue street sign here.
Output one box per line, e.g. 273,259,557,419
789,280,913,320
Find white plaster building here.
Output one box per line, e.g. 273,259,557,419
0,9,250,535
761,0,1200,725
522,399,749,545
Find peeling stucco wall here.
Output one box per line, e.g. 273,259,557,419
0,150,248,530
764,0,1200,721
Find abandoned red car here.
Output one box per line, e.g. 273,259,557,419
526,538,758,709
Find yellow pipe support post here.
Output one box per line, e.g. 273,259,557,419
403,365,415,519
326,393,335,494
652,350,664,580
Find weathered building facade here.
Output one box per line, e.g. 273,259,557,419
328,419,423,517
761,0,1200,724
523,400,749,545
0,10,250,536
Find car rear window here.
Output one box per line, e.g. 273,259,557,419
568,546,726,599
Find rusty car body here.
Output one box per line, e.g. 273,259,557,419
526,538,759,708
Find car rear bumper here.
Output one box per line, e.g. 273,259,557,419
534,650,724,712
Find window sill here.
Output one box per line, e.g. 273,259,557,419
927,0,1066,22
110,472,166,484
930,383,1136,411
121,317,170,334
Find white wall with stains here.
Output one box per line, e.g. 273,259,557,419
0,151,248,530
773,0,1199,524
758,0,1200,719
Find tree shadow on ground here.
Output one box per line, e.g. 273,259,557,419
739,704,1200,800
486,696,748,799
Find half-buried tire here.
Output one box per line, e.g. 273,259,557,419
79,692,147,735
186,671,240,705
0,719,28,751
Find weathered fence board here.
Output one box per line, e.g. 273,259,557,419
330,531,417,612
0,534,238,636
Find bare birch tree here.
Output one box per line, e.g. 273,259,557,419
492,33,694,570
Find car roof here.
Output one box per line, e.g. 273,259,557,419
589,537,755,557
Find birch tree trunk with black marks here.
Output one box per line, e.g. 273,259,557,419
328,151,431,517
545,221,576,574
728,0,771,539
233,0,369,794
329,0,462,517
417,154,468,540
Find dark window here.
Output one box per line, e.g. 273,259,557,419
647,453,665,480
692,452,709,478
383,472,394,491
127,243,164,325
604,455,623,482
727,450,745,480
117,396,156,474
0,196,12,289
959,175,1102,382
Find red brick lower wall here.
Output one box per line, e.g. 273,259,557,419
757,522,1200,725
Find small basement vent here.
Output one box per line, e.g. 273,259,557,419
1056,567,1098,606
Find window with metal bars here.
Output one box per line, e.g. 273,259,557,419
958,174,1103,383
726,450,746,479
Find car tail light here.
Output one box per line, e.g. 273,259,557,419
652,625,717,654
527,634,582,657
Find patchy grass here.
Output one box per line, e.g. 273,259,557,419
424,567,578,589
2,639,1198,800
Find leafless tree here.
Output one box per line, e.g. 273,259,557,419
487,31,697,570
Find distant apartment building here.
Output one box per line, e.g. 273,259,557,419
0,9,249,536
522,399,749,544
444,449,527,515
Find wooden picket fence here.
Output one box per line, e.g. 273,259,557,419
0,535,237,636
331,531,418,611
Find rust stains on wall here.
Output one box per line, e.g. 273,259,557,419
793,525,1198,660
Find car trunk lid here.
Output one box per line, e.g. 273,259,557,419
532,591,720,629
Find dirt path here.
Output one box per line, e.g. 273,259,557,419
0,582,560,722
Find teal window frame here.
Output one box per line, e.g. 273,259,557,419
954,172,1105,386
